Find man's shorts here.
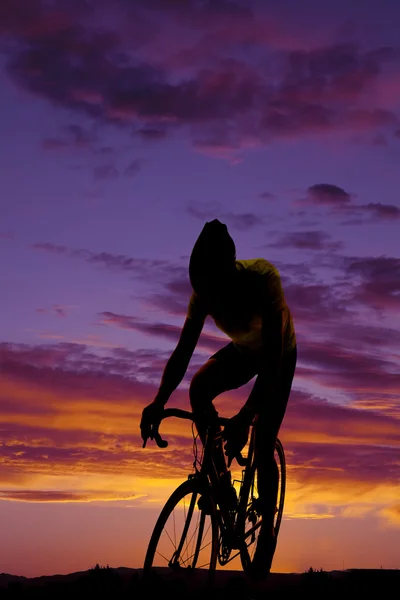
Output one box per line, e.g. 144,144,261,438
209,341,297,399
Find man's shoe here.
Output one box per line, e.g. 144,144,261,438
197,494,213,515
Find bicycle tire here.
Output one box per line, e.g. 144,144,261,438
274,438,286,536
143,478,219,588
237,433,286,577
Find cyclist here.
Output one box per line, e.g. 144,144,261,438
140,218,297,580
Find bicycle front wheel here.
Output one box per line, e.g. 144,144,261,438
143,478,219,587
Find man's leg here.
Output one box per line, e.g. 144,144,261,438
189,344,258,477
250,347,297,578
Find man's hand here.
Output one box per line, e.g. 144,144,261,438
222,409,252,467
140,402,164,448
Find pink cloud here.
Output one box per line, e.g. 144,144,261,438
3,2,399,156
99,311,225,352
1,341,399,492
36,305,70,318
344,256,400,311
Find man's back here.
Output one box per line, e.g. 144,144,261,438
187,257,296,356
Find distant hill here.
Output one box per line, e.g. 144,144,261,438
0,565,398,598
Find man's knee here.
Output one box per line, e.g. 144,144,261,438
189,371,214,413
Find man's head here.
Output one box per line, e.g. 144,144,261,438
189,219,236,297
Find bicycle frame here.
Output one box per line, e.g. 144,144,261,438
144,406,286,581
152,408,260,564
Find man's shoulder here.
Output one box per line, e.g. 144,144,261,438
236,258,279,276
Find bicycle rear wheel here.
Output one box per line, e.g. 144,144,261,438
274,438,286,536
143,478,219,588
237,435,286,576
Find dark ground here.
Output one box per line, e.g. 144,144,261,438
0,565,398,599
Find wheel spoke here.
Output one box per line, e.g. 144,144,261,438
143,479,218,585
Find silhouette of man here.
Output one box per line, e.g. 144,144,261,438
140,219,297,579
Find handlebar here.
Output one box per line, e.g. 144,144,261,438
144,407,248,467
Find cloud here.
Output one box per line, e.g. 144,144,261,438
42,137,69,151
2,2,399,158
382,504,400,525
285,439,399,486
296,338,399,402
0,489,141,503
259,191,276,201
306,184,354,205
32,242,178,279
32,242,67,254
31,238,400,339
186,203,224,221
360,202,400,220
297,184,399,223
99,311,225,353
93,164,119,180
224,212,264,231
1,340,399,506
187,205,264,231
266,230,343,252
124,159,141,177
36,304,76,318
137,127,168,141
42,123,96,152
343,255,400,311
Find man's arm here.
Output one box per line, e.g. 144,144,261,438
154,316,204,406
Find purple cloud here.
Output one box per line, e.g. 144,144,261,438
99,311,225,352
124,159,141,177
298,184,399,223
137,127,168,141
344,255,400,311
361,202,400,220
259,191,276,201
36,305,69,318
42,123,95,152
2,2,399,156
187,206,264,231
32,242,177,278
306,184,354,205
93,164,119,180
32,242,67,254
42,137,69,151
266,230,343,252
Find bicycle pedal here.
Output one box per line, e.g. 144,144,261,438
223,530,241,550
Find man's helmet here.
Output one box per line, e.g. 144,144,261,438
189,219,236,296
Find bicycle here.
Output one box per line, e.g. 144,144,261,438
142,407,286,588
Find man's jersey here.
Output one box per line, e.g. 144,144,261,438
187,258,296,356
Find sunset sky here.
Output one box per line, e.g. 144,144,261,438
1,0,400,578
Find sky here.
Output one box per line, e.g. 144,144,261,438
1,0,400,578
